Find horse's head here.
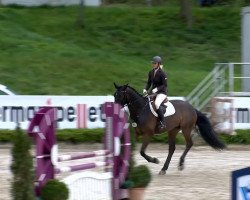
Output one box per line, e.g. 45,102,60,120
113,83,129,107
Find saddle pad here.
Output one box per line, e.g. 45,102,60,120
149,101,175,117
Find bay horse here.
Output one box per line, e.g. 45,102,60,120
113,83,226,175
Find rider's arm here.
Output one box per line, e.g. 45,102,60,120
144,71,152,91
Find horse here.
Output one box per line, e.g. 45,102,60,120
113,83,226,175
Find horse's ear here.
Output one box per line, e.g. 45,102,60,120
114,82,119,89
124,83,129,89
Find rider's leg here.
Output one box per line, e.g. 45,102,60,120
155,94,167,129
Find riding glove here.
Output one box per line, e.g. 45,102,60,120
143,89,148,95
152,88,158,93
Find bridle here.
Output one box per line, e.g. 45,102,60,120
117,88,149,124
120,88,143,107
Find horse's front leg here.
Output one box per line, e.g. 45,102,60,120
140,133,159,164
159,129,178,175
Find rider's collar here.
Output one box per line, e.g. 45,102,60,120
154,67,160,71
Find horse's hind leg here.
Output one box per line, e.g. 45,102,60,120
140,133,159,164
178,127,193,171
159,128,179,175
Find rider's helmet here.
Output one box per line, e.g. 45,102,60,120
151,56,162,64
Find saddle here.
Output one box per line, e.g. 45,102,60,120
148,95,175,117
149,94,168,105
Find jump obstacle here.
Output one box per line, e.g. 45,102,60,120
27,102,131,200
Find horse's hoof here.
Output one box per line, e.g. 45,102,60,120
153,157,160,164
158,170,166,175
178,164,184,171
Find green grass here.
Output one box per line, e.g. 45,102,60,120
0,5,241,96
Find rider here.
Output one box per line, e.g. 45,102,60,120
143,56,168,129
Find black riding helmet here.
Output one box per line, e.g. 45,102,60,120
151,56,162,64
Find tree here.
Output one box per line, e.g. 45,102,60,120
76,0,85,27
180,0,193,29
11,125,34,200
146,0,152,6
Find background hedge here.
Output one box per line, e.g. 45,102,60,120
1,128,250,145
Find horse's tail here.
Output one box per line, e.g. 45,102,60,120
195,109,226,150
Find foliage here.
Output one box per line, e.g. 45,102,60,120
220,131,250,144
41,179,69,200
0,6,241,96
128,164,152,188
0,130,15,142
56,128,103,143
0,129,104,143
1,129,250,144
103,0,250,6
10,125,34,200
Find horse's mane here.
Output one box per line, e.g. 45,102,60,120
126,85,143,97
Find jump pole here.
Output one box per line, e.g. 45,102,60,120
28,102,131,200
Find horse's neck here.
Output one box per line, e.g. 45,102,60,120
127,90,147,123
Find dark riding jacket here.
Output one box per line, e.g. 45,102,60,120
145,67,168,95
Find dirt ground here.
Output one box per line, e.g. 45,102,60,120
1,143,250,200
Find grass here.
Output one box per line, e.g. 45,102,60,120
0,5,241,96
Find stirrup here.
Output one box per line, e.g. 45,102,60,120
158,121,166,129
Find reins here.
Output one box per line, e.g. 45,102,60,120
123,89,150,124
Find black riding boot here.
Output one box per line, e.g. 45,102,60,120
156,107,166,129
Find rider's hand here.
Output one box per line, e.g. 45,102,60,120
152,88,158,93
143,89,148,95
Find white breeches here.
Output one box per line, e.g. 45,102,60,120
155,94,167,109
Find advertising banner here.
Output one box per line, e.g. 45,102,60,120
0,95,114,130
0,95,185,130
232,167,250,200
211,97,250,131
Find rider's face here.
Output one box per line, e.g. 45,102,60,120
152,62,158,69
